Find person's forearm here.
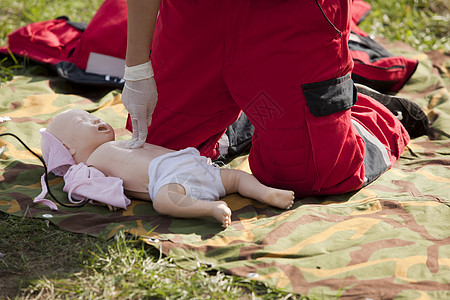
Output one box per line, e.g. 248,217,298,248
125,0,160,67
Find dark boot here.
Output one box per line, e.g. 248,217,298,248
355,84,429,138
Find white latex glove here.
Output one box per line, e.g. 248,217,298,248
122,61,158,148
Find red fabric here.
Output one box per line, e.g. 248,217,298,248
351,94,410,167
126,0,409,197
352,50,419,92
349,1,418,93
70,0,127,70
351,0,372,24
350,19,369,36
0,18,82,65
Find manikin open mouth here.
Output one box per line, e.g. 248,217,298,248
97,123,110,132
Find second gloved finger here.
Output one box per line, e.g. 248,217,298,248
133,130,147,148
126,117,140,148
132,108,149,148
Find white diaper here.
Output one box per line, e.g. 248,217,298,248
148,147,226,201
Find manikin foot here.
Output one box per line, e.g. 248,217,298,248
212,201,232,228
261,188,295,210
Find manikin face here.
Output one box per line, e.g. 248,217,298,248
46,109,115,163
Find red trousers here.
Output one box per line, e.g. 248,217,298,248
126,0,409,197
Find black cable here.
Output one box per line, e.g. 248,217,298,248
0,132,89,208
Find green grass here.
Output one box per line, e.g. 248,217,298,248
360,0,449,51
1,212,306,300
0,212,107,298
22,231,301,300
0,0,448,299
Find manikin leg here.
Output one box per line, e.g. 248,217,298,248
152,169,294,227
153,183,232,227
219,169,294,210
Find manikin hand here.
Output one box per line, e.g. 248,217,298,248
122,61,158,148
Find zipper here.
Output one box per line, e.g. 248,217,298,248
314,0,342,37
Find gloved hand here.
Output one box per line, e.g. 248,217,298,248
122,61,158,148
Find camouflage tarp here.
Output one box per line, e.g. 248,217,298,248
0,44,449,299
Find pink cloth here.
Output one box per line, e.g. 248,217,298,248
34,130,130,210
63,163,131,209
40,129,75,176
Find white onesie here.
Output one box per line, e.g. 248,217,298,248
147,147,226,201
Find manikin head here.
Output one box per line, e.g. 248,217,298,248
46,109,115,164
